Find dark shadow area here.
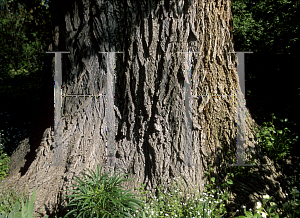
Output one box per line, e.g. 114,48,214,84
243,51,300,153
207,129,300,218
245,52,300,129
43,194,75,218
0,50,54,175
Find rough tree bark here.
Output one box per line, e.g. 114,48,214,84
0,0,292,217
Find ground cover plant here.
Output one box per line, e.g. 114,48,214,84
0,185,49,218
0,113,299,217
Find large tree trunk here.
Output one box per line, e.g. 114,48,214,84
0,0,292,217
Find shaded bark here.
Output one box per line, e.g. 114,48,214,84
0,0,293,217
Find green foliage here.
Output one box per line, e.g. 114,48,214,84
0,0,52,92
0,129,36,216
234,189,300,218
226,112,299,184
232,0,299,55
201,165,233,217
235,194,279,218
0,2,39,79
227,150,256,181
232,1,300,124
61,164,147,218
281,186,300,218
0,201,22,218
0,0,53,156
0,149,10,182
0,182,29,215
232,0,264,50
0,186,48,218
0,130,10,182
126,165,231,217
0,160,299,218
255,113,299,164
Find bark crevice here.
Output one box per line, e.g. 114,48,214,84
0,1,293,217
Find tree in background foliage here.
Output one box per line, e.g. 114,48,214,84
0,0,51,80
0,0,53,156
232,0,299,55
231,0,299,118
231,0,300,154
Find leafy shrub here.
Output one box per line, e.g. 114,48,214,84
0,129,10,182
0,0,50,81
228,113,299,182
255,113,299,164
62,163,147,218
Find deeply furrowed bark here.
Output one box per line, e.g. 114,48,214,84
0,0,292,217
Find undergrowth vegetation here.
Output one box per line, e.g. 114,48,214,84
0,113,299,217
